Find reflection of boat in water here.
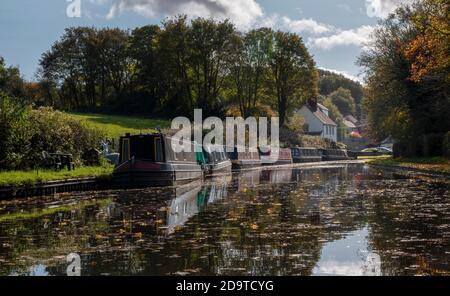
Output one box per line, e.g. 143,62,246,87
161,176,232,235
236,170,260,192
163,180,203,235
260,169,293,184
205,175,231,204
114,134,203,187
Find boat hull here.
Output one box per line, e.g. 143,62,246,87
113,160,202,187
231,160,261,170
292,157,322,163
206,160,232,177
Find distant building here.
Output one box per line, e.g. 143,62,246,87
342,115,358,140
297,102,337,142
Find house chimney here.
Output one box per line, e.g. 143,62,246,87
307,98,317,110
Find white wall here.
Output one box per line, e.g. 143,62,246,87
297,106,323,133
297,106,337,142
322,124,337,142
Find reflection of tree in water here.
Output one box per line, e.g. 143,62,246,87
366,178,450,275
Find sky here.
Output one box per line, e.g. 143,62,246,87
0,0,413,82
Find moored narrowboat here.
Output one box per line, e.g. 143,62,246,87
113,133,203,187
321,149,350,161
226,146,261,170
202,144,232,176
259,147,293,165
291,147,322,163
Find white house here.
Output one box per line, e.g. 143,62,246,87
297,102,337,142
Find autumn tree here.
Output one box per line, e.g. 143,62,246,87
269,31,318,127
359,0,449,156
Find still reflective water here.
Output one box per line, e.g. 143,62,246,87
0,164,449,276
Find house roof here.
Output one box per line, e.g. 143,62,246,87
304,103,337,126
317,103,328,111
343,118,356,129
344,115,358,124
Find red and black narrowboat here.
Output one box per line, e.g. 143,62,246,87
113,133,203,187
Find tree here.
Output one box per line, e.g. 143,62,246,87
188,17,236,116
327,87,356,116
359,0,449,155
322,97,345,141
403,0,449,83
159,16,194,116
229,28,274,117
318,69,364,117
0,57,25,98
269,31,318,127
0,94,29,169
127,25,162,111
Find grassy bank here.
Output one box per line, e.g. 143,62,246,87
0,164,114,187
68,112,171,139
369,156,450,174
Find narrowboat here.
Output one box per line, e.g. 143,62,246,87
321,149,350,161
291,147,322,163
226,146,261,170
201,144,232,176
113,133,203,187
259,147,293,165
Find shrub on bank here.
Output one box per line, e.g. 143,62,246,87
26,107,105,167
0,96,104,170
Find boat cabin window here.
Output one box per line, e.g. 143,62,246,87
154,137,163,162
130,136,154,160
121,135,165,162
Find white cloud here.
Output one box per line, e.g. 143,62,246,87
106,0,263,30
318,67,362,83
308,25,375,50
365,0,414,18
282,16,334,35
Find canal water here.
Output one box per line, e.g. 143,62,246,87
0,164,449,276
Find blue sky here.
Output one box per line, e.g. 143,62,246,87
0,0,411,82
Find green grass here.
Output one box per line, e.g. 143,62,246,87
0,165,113,187
357,155,391,160
369,156,450,174
68,112,171,139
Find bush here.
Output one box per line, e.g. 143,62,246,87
0,94,31,169
26,107,105,167
0,102,105,170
